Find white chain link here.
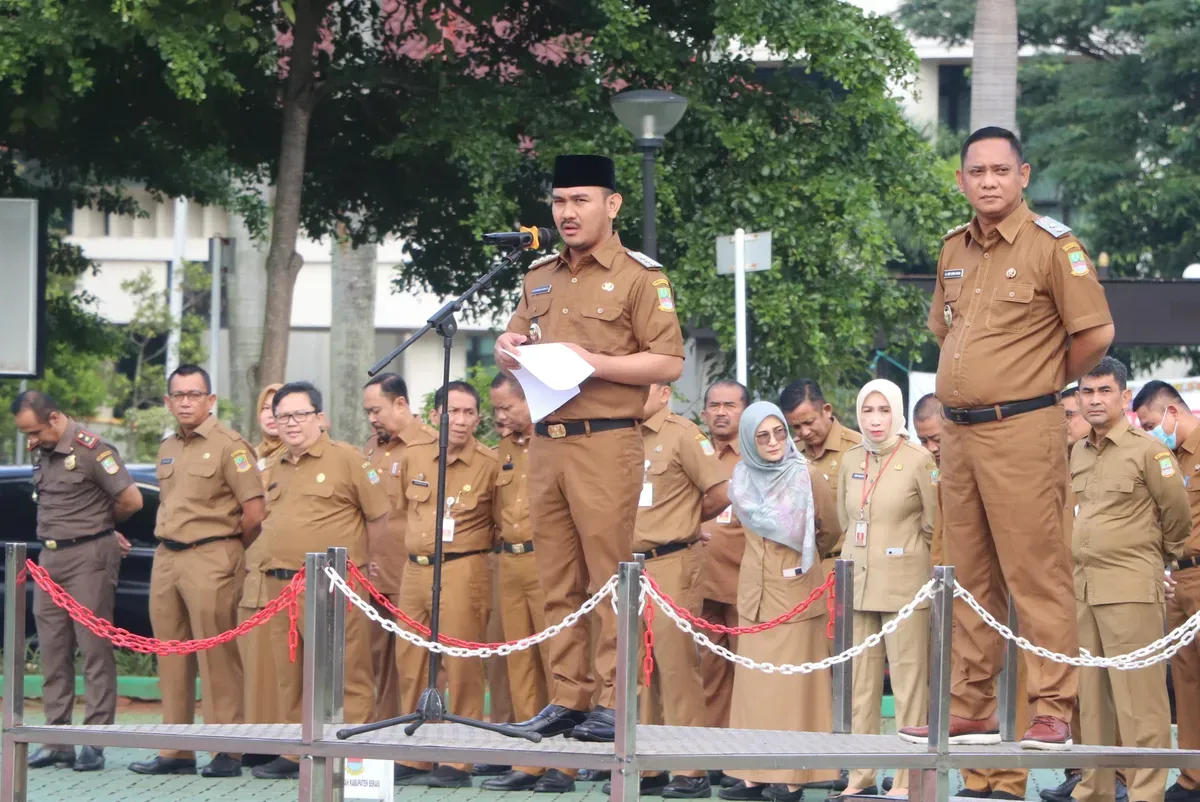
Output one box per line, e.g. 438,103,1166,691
642,575,940,674
324,566,617,659
952,581,1200,670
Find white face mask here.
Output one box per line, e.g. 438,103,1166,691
1150,409,1177,450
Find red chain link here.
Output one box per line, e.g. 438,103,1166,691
826,572,836,639
645,570,835,637
642,600,655,687
25,559,305,657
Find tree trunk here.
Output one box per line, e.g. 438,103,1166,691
329,227,377,444
226,204,270,436
970,0,1019,133
257,0,323,386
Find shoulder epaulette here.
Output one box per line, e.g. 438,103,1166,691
1034,216,1072,239
529,253,559,269
476,442,499,460
942,223,969,241
75,430,100,449
626,250,663,269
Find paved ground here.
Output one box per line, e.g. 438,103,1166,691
0,704,1181,801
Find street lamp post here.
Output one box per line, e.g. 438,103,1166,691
611,89,688,261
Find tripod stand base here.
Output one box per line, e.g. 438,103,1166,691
335,688,542,743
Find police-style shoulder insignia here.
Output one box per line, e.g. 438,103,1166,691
942,222,969,241
75,430,99,449
1034,215,1072,239
626,250,663,269
232,449,252,473
529,253,559,269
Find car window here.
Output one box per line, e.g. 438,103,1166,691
0,479,39,543
121,484,160,548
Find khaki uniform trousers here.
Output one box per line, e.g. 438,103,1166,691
264,574,376,761
369,594,402,721
1170,566,1200,790
1076,600,1171,802
848,608,929,791
528,428,642,712
150,539,245,760
942,406,1078,721
237,569,279,727
699,598,738,729
33,536,121,753
640,546,707,779
486,553,515,726
497,550,550,774
395,554,491,773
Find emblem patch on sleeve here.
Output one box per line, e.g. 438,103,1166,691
652,278,675,312
232,449,252,473
1155,451,1176,478
696,434,715,456
101,455,120,475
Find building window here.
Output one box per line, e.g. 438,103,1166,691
467,333,497,370
938,64,971,134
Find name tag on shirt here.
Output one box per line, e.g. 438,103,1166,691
886,547,904,556
717,506,733,524
852,473,866,480
441,517,456,543
412,479,430,488
943,269,964,279
639,483,654,508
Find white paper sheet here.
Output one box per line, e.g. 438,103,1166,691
502,344,596,422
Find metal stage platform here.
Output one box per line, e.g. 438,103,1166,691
4,545,1198,802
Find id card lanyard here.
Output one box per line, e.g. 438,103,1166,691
855,450,897,546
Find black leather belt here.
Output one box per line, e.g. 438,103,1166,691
943,393,1058,425
158,534,242,552
409,548,491,566
1175,557,1200,572
535,418,638,439
501,540,534,555
265,568,300,580
639,540,697,561
40,530,113,551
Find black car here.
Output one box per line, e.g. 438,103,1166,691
0,464,159,644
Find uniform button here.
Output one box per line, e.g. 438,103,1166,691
954,353,960,359
984,253,990,259
1009,291,1015,298
597,308,604,314
953,391,959,396
571,277,578,284
520,474,526,479
975,288,981,294
562,308,569,314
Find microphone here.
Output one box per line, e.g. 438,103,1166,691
481,226,557,250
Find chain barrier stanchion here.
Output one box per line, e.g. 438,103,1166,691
831,559,854,734
3,544,29,802
613,561,643,802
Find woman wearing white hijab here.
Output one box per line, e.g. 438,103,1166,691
834,380,938,798
719,402,841,802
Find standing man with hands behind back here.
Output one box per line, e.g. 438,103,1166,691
494,155,684,765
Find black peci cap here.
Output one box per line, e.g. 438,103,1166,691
552,155,616,191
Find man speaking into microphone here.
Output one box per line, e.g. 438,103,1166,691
494,154,684,780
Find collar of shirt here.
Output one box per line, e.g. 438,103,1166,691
1179,421,1200,458
552,231,624,273
177,414,218,441
285,431,330,464
641,406,672,434
716,438,740,458
437,436,479,466
811,418,848,460
966,201,1032,248
1086,415,1132,451
398,418,427,446
54,419,81,455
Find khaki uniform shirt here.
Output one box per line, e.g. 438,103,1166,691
1071,417,1192,605
737,464,841,623
928,202,1113,408
505,233,685,421
398,438,499,556
365,419,438,591
32,420,134,542
1175,425,1200,560
633,408,727,553
806,419,863,557
260,433,391,571
837,440,937,611
492,432,532,546
155,415,264,544
702,439,746,604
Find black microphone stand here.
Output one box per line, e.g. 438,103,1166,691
336,243,540,743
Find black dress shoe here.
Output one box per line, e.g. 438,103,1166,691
394,764,431,785
73,746,104,772
569,706,616,742
605,773,672,796
28,748,74,769
1167,784,1200,802
954,790,989,799
1040,770,1082,802
420,765,472,789
722,775,740,788
881,777,893,793
241,753,278,768
512,704,589,737
129,756,198,775
534,769,577,793
770,786,805,802
482,770,542,791
201,753,243,778
719,781,768,801
581,769,612,782
808,769,849,791
251,757,300,780
664,775,713,799
473,763,511,777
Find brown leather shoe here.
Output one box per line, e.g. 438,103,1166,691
897,715,1000,745
1020,715,1072,751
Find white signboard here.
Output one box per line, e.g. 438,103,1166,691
344,757,394,801
715,231,773,274
0,199,40,377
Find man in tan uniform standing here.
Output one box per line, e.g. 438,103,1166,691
252,382,390,781
362,373,437,722
12,391,142,773
392,382,499,789
1072,358,1190,802
900,127,1114,750
494,154,685,749
128,365,264,779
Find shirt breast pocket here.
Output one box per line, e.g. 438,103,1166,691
156,462,176,483
986,284,1035,333
1107,477,1135,494
579,303,627,353
494,471,515,490
453,494,479,513
186,463,217,494
942,280,963,307
405,483,433,505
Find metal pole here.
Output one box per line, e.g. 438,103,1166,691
2,543,28,802
613,561,642,802
324,547,348,802
166,196,188,379
208,237,222,401
734,228,747,387
13,380,28,464
641,148,657,261
919,565,954,802
831,559,854,734
300,552,329,802
998,594,1019,742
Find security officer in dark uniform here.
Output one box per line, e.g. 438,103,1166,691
11,390,143,772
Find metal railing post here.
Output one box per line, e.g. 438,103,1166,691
324,547,348,802
299,552,329,802
998,594,1019,742
2,544,28,802
832,559,854,734
917,566,954,802
612,561,643,802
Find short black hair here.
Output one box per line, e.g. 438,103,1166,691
779,379,825,413
704,379,750,408
10,390,60,423
1132,380,1186,413
168,364,212,394
490,372,524,398
273,382,323,414
364,372,409,402
1084,356,1128,391
913,393,941,422
961,126,1024,166
434,381,480,412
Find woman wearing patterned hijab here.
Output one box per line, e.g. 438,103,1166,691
720,402,842,802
